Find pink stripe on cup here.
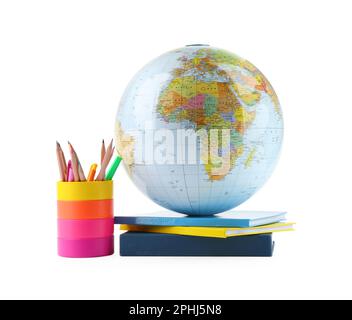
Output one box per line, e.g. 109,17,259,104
57,218,114,239
58,237,114,258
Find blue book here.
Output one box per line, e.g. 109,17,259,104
120,232,274,257
115,211,286,228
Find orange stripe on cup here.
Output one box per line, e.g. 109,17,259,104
57,199,113,220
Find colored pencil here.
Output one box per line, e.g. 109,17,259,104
105,156,122,180
107,146,115,165
57,141,68,180
101,139,106,166
77,161,86,181
87,163,98,181
68,142,80,182
59,144,67,180
96,141,114,181
106,139,113,155
56,141,66,181
68,142,87,181
68,167,74,182
67,160,74,182
57,139,116,182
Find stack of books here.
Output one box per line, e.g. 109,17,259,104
115,211,294,257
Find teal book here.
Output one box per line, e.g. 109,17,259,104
120,232,274,257
115,211,286,228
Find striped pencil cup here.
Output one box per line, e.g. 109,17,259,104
57,181,114,258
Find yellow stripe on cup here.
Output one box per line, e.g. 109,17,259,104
57,181,113,201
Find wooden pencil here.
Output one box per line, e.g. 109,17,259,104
106,139,113,155
77,162,86,181
57,142,67,180
76,155,86,181
56,141,66,181
68,142,87,181
96,141,114,181
74,149,86,181
107,146,115,164
101,139,106,166
95,152,110,181
68,142,80,182
60,148,67,180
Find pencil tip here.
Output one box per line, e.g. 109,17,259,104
56,141,60,146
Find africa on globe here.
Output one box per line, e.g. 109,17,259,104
115,44,283,216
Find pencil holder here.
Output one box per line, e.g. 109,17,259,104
57,181,114,258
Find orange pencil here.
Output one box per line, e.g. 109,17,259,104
87,163,98,181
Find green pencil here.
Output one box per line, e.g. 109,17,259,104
105,156,122,180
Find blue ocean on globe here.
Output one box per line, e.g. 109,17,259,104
116,45,283,216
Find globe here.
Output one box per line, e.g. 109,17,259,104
115,45,283,216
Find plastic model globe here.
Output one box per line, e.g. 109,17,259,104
116,45,283,215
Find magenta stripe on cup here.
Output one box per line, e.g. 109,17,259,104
58,236,114,258
57,218,114,239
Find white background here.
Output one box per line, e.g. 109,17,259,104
0,0,351,299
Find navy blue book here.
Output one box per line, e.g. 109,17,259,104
115,211,285,228
120,232,274,257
